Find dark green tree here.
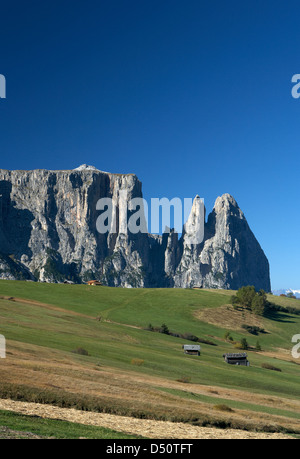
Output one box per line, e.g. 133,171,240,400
287,292,296,299
160,323,170,335
256,341,262,351
251,295,266,316
234,286,256,309
240,338,249,350
232,286,268,316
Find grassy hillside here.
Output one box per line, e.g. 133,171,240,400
0,409,141,439
0,280,300,434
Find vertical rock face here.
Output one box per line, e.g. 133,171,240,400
173,194,271,292
0,167,271,291
0,167,147,286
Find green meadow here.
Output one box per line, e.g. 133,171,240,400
0,280,300,434
0,409,141,439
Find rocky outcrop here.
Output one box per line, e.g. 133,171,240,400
0,167,271,291
172,194,271,291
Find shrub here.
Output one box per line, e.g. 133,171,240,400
256,341,262,351
261,363,282,372
131,358,144,366
240,338,249,350
213,404,234,413
71,347,89,356
144,324,217,346
160,323,170,335
224,331,233,342
241,324,265,335
176,376,191,384
181,333,199,342
197,338,217,346
168,332,181,338
234,338,248,350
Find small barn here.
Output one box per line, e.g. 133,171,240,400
223,353,249,366
182,344,201,356
87,280,102,286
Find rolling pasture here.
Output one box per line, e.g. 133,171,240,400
0,280,300,436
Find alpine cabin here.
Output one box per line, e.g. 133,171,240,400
223,353,249,366
87,280,102,286
183,344,201,356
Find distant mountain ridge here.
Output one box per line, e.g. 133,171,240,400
272,289,300,299
0,166,271,291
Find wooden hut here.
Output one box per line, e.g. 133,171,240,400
223,353,249,366
87,280,102,286
182,344,201,356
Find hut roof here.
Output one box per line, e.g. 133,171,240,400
183,344,201,351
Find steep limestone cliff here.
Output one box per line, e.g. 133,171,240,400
0,167,271,291
173,194,271,291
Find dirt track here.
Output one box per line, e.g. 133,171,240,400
0,399,292,439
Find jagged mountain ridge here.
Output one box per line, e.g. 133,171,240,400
273,289,300,299
0,166,271,291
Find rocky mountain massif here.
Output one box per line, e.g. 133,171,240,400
0,166,271,291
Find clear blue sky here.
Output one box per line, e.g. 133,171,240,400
0,0,299,290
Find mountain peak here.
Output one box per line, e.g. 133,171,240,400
74,164,99,171
213,193,244,220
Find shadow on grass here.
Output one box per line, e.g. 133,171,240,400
264,310,296,324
